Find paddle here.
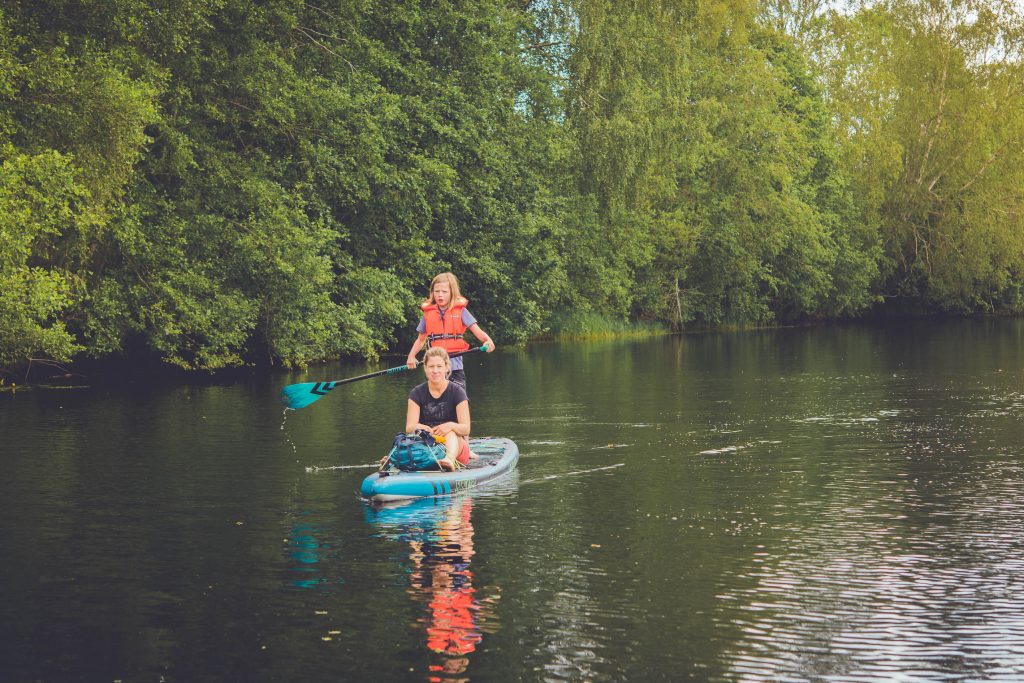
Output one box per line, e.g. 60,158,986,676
280,344,489,410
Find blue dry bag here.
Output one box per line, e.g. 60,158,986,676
385,431,445,472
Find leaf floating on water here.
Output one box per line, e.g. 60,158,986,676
315,610,328,615
590,544,602,548
321,636,332,642
328,630,341,635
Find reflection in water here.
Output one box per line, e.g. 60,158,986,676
288,521,331,590
366,496,499,682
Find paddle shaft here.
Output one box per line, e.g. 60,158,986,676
280,345,486,409
329,346,482,387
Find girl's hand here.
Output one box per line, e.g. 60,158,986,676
406,356,418,369
485,339,496,352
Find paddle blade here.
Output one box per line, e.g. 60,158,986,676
280,381,336,410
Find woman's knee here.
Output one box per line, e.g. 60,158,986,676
444,433,461,458
446,434,470,466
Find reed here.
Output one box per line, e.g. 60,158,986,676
545,312,668,340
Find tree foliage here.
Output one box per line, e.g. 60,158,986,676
820,0,1024,311
2,0,1023,377
1,0,562,375
563,0,879,326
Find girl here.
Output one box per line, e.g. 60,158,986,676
406,347,472,471
406,272,494,388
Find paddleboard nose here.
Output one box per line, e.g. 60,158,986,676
360,474,382,498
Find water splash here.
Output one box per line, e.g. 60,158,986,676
280,407,297,453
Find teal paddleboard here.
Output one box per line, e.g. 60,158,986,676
360,437,519,502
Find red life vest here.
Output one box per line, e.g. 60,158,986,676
422,296,471,354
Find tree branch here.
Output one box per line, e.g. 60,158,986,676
293,26,356,72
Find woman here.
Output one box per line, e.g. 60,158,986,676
406,346,472,471
406,272,495,389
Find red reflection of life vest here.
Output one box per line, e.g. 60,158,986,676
426,584,481,655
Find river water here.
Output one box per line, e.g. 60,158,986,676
2,319,1024,682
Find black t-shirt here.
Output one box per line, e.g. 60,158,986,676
409,381,469,427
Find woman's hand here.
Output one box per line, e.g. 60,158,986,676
431,422,456,437
406,355,418,369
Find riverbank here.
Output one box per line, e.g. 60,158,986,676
9,312,1014,388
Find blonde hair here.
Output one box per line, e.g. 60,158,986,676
423,346,452,368
424,272,463,307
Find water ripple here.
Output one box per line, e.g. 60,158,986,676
717,454,1024,682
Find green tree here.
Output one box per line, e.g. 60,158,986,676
0,151,86,372
820,0,1024,311
2,1,572,375
1,5,159,374
564,0,878,327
